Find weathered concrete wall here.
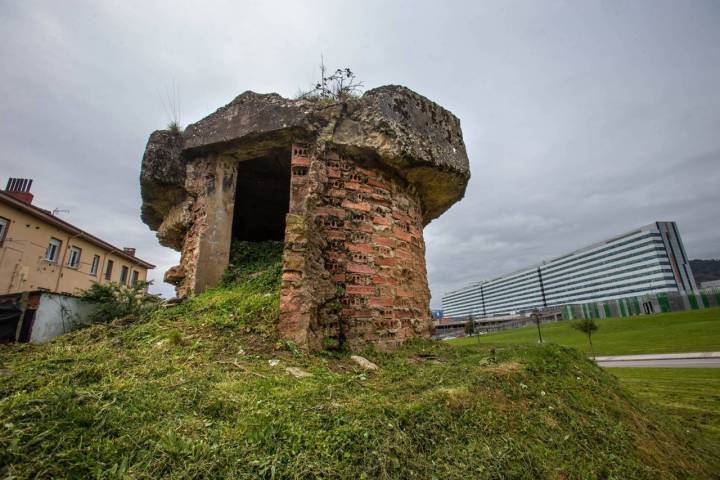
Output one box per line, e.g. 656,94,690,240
188,156,238,294
30,293,95,343
164,156,238,296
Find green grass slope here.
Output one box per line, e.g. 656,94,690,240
610,368,720,445
1,249,718,478
450,308,720,355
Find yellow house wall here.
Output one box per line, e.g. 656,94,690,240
0,203,149,295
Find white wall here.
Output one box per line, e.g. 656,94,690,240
29,293,95,343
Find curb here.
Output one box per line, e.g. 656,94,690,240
594,352,720,362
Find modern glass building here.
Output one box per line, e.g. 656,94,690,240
442,222,697,319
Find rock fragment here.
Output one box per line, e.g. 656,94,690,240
285,367,313,378
350,355,379,371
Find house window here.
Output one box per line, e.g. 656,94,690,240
120,265,129,285
105,259,114,280
0,217,9,245
131,270,139,286
67,246,82,268
46,238,62,262
90,255,100,276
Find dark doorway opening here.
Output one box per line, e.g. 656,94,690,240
0,301,21,342
232,151,291,242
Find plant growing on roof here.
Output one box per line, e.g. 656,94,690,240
298,56,364,102
161,79,183,132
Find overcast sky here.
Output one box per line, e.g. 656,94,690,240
1,0,719,305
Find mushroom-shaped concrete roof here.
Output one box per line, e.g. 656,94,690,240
141,85,470,235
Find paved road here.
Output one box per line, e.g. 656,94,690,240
595,352,720,368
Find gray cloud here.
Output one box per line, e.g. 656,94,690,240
1,0,718,301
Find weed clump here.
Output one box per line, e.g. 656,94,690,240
167,121,182,134
221,240,283,290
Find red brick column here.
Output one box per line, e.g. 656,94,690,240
279,144,432,351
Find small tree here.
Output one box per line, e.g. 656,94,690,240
572,318,599,359
464,316,475,336
531,309,543,344
313,66,363,101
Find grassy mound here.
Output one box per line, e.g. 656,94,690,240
1,249,718,478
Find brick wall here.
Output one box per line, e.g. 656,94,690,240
279,144,432,351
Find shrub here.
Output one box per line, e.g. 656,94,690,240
78,281,162,323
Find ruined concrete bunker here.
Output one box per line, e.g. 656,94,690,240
140,85,470,350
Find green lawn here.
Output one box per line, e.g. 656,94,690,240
610,368,720,444
449,308,720,356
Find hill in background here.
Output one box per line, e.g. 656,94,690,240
690,259,720,284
